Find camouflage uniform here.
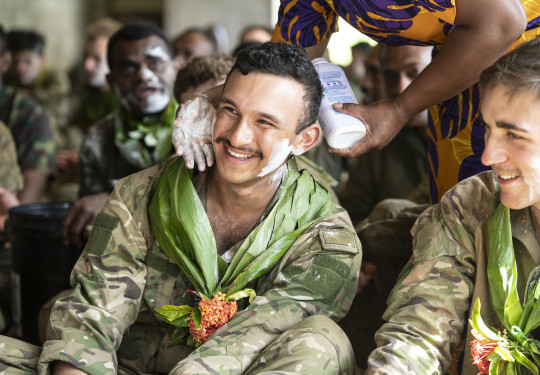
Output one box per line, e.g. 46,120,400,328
0,158,361,374
366,171,540,374
78,107,173,198
6,67,72,148
0,121,23,194
0,85,56,177
339,128,427,226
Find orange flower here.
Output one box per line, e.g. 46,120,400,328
471,333,498,375
189,292,238,344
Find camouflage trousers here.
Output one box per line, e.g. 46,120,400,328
0,315,355,374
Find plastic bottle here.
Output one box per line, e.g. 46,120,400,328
312,57,366,149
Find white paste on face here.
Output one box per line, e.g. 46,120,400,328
145,45,171,61
258,139,293,178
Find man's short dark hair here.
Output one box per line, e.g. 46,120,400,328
107,23,173,68
227,42,323,133
8,30,45,55
480,38,540,100
174,53,235,101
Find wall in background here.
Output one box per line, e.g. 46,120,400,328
0,0,86,70
163,0,276,53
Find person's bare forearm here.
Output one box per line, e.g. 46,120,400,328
18,169,47,204
396,0,526,119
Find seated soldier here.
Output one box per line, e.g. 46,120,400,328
367,38,540,374
6,29,71,148
52,18,123,202
0,42,360,374
0,24,55,204
339,44,432,226
61,23,177,248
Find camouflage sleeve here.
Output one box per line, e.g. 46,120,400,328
366,198,478,374
9,94,56,175
171,208,362,374
38,174,153,374
0,121,23,193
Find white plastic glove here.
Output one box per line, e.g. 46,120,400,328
172,94,216,171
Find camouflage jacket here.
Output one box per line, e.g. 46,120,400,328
38,159,361,374
0,121,23,193
0,85,55,176
366,171,540,374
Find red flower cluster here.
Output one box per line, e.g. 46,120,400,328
471,337,498,374
189,292,238,344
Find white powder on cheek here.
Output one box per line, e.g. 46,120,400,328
145,46,171,61
258,139,293,178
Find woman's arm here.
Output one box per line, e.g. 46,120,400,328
333,0,527,157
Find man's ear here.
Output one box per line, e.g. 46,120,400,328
0,51,12,75
292,123,321,155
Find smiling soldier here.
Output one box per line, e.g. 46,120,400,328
0,42,360,375
61,23,177,248
366,38,540,375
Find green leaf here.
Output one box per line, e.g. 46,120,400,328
495,345,514,363
469,299,500,341
167,160,218,296
487,204,522,330
489,354,501,375
227,288,256,303
523,268,540,334
155,305,192,326
513,349,539,375
187,335,200,348
171,326,189,344
192,307,202,329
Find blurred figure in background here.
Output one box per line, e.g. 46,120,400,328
343,41,372,102
239,25,272,44
6,30,71,148
51,18,122,202
174,53,235,104
338,44,432,371
0,25,55,205
360,44,383,106
61,23,177,248
172,28,216,70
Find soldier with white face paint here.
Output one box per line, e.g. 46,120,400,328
61,23,178,248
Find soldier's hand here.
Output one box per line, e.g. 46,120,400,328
172,94,216,171
62,192,109,248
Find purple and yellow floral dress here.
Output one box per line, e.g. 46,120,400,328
273,0,540,203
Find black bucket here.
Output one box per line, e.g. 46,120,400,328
8,202,82,344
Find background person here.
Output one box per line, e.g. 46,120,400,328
61,23,177,248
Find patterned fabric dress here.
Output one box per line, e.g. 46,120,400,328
273,0,540,202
